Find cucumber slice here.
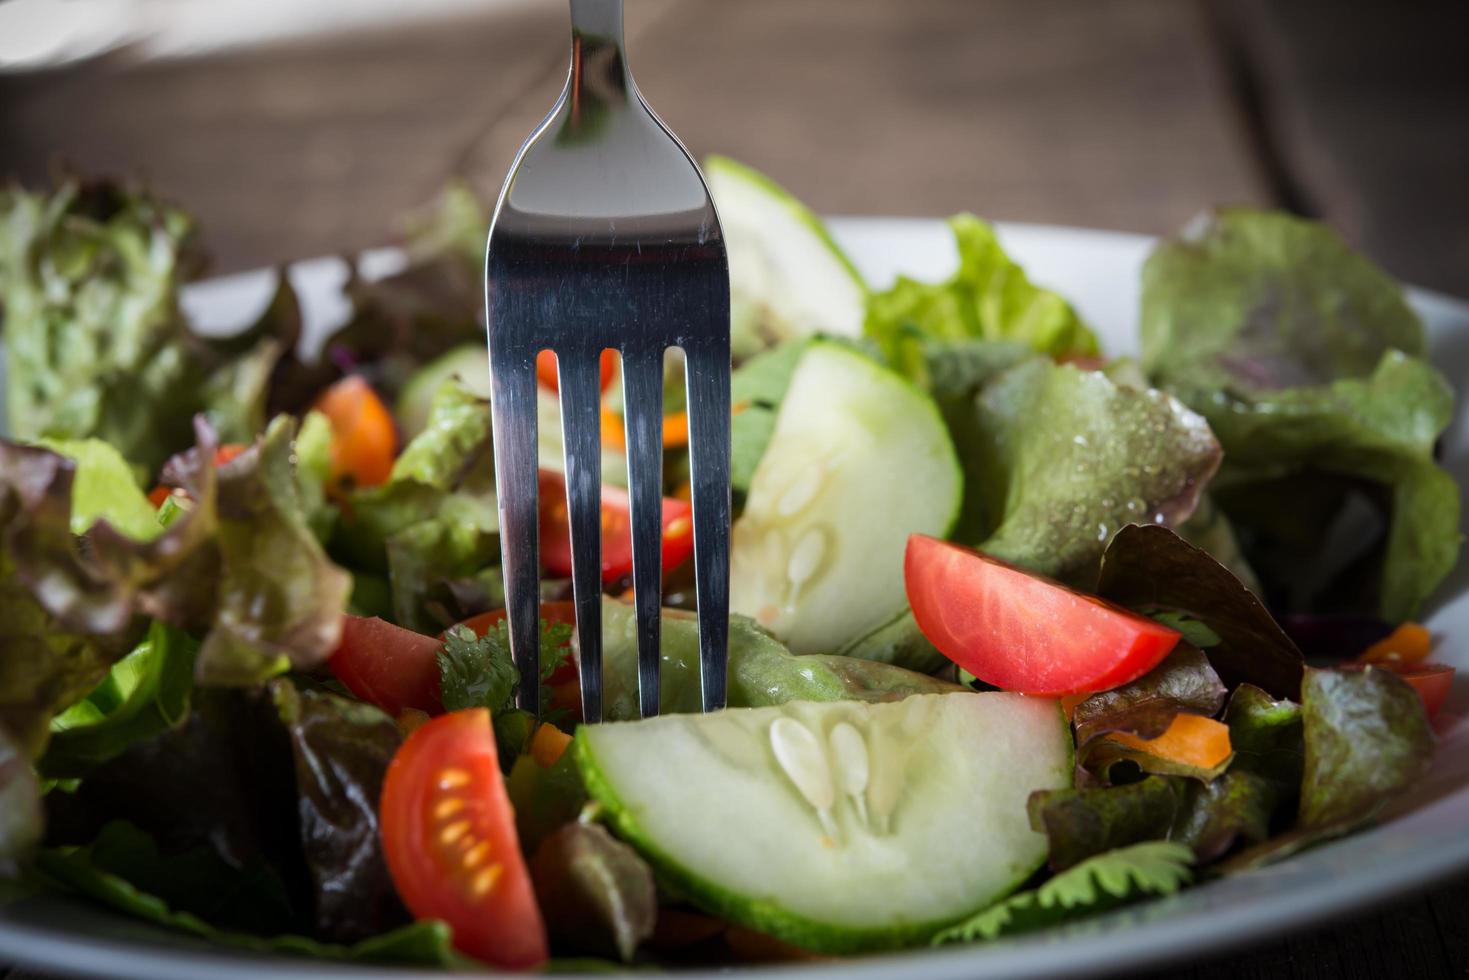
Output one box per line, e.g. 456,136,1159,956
394,344,491,439
730,342,961,653
576,692,1071,953
705,156,866,359
594,599,959,719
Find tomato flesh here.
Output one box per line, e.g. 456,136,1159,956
1388,662,1455,719
538,470,694,584
380,709,547,969
329,616,443,716
904,534,1181,696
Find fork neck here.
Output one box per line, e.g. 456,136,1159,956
569,0,632,96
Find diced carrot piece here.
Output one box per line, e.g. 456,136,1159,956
529,723,573,768
1359,622,1433,666
663,411,690,448
312,376,397,495
1107,714,1232,770
601,406,626,451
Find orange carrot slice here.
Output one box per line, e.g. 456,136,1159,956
1107,714,1232,770
1358,622,1432,666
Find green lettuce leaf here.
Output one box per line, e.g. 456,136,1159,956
1141,209,1458,620
1221,666,1434,871
270,681,408,943
0,181,204,473
31,438,161,541
1028,777,1188,872
865,214,1098,379
1096,523,1303,697
1170,684,1303,861
40,622,197,779
0,724,41,871
0,433,219,755
176,416,352,685
965,361,1221,582
343,379,499,631
1141,209,1425,394
932,841,1193,944
530,822,657,962
507,752,589,855
33,821,457,966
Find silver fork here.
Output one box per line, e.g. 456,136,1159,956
484,0,730,722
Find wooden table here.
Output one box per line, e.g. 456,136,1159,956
2,1,1467,977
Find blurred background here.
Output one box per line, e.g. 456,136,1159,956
1,0,1467,295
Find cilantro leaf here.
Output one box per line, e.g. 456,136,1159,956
436,625,519,714
435,618,574,715
932,841,1193,945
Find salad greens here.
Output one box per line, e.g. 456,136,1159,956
0,160,1456,969
1142,208,1459,621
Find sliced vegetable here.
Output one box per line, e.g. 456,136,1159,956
539,470,694,585
379,709,547,969
1105,714,1233,772
1358,622,1432,665
598,598,959,720
329,616,443,717
731,342,962,653
906,535,1180,696
576,692,1072,953
313,376,398,495
529,724,572,768
703,155,867,360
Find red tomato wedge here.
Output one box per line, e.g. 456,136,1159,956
329,616,443,716
904,534,1181,696
536,349,619,395
538,470,694,584
380,709,548,969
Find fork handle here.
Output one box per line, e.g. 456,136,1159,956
570,0,623,41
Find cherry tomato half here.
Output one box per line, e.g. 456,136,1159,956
380,709,547,969
904,534,1181,696
312,375,398,495
538,470,694,585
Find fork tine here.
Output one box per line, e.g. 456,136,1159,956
488,345,542,715
556,350,606,724
684,338,732,712
620,345,666,718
